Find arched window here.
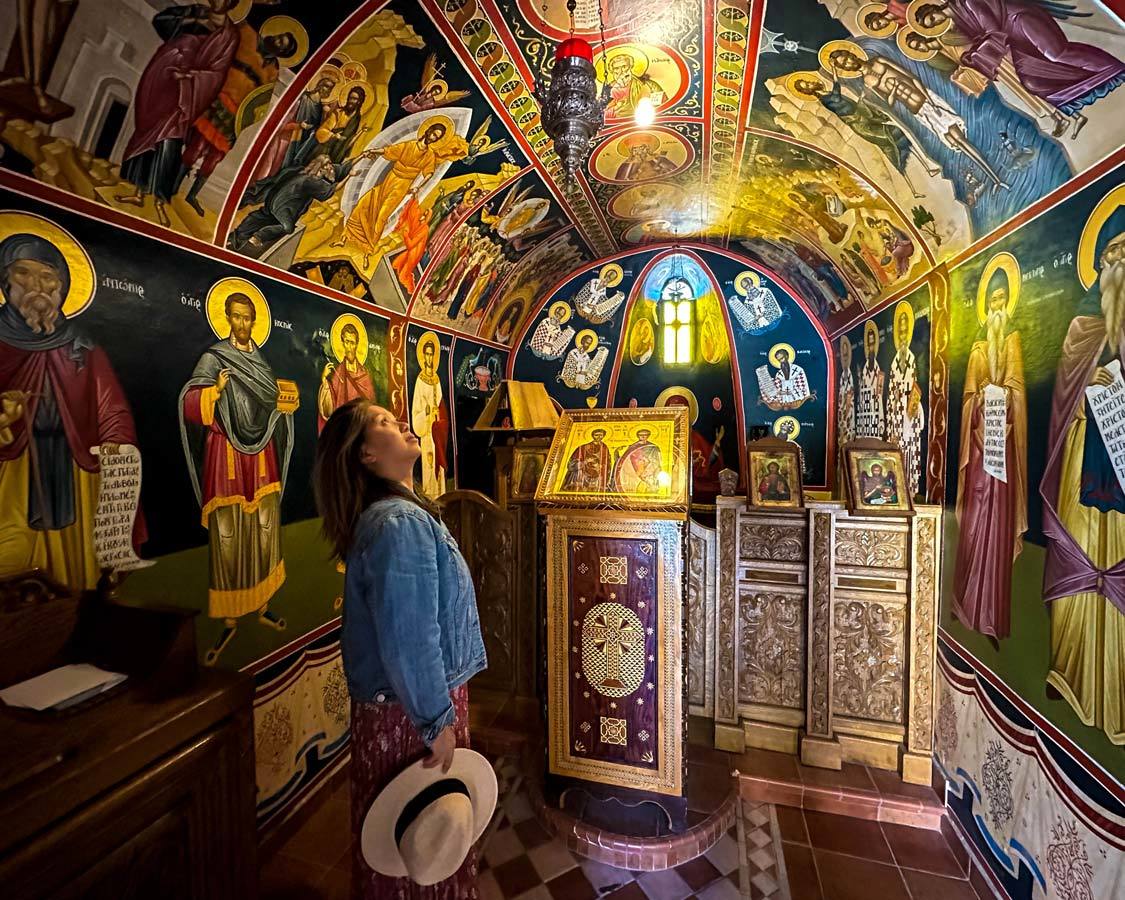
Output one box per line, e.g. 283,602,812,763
659,275,694,365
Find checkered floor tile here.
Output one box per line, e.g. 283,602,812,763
476,759,790,900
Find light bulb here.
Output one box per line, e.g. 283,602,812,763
634,96,656,127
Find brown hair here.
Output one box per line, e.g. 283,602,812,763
313,398,438,560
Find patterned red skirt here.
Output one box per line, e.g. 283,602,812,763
350,685,479,900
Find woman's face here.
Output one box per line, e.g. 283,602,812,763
360,404,420,480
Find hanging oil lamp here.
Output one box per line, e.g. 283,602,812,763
535,0,610,179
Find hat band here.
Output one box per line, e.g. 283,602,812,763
394,778,471,846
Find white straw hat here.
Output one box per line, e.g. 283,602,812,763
361,749,498,886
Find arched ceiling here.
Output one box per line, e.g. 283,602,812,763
3,0,1124,338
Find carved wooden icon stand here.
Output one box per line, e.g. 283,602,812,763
536,407,691,836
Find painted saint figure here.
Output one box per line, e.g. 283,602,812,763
318,316,377,432
179,281,295,665
574,275,626,324
657,387,725,500
728,271,782,335
952,259,1027,641
1040,207,1125,745
885,303,925,498
115,1,241,226
561,428,612,492
560,330,610,391
0,228,145,591
772,347,811,406
837,336,856,487
612,429,664,493
758,462,792,502
914,1,1125,138
825,45,1007,190
603,53,665,117
613,133,678,181
411,332,448,499
860,463,898,505
856,321,886,439
340,116,469,268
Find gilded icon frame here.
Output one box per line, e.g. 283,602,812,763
842,439,914,516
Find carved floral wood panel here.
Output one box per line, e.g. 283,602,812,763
807,512,833,737
832,600,906,725
686,523,714,712
738,522,806,562
910,514,938,750
716,509,737,722
738,591,805,709
834,527,907,569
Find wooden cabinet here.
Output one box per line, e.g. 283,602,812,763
708,499,941,784
0,573,257,900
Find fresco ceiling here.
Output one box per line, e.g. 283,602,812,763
2,0,1124,339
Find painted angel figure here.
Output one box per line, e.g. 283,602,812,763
401,54,470,113
462,115,510,164
560,332,609,391
529,303,575,360
574,276,626,324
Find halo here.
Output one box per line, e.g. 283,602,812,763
838,335,853,364
206,277,271,346
600,263,624,288
735,270,760,295
548,300,573,323
857,3,898,38
599,48,649,80
655,385,699,425
864,319,880,351
0,211,95,319
330,313,368,364
574,328,599,350
428,78,449,101
784,70,829,100
773,415,801,440
261,16,309,69
1078,184,1125,290
768,343,796,367
332,79,374,115
228,0,252,24
618,131,661,153
906,0,953,37
892,301,915,347
818,40,868,77
976,252,1021,325
897,28,937,62
415,331,440,368
341,61,368,81
313,64,343,89
417,113,455,139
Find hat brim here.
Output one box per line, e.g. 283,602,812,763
361,748,498,878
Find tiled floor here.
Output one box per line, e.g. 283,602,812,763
775,805,989,900
260,757,791,900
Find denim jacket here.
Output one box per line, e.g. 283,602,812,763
342,496,486,745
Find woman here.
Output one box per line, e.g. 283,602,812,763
314,399,486,899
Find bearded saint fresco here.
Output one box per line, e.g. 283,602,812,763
0,228,144,591
1040,204,1125,746
952,260,1027,642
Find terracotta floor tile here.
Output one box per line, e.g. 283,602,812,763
636,868,694,900
491,855,542,898
782,842,823,900
277,788,351,868
674,855,723,890
578,858,635,894
546,866,598,900
969,862,997,900
527,840,578,882
511,886,552,900
484,826,527,868
686,763,733,815
796,761,877,795
689,741,736,771
803,811,893,863
940,816,970,873
730,748,800,782
775,806,808,845
868,767,940,804
882,822,964,877
478,870,504,900
902,869,980,900
813,850,910,900
694,875,742,900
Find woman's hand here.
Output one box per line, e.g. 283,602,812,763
423,726,456,773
